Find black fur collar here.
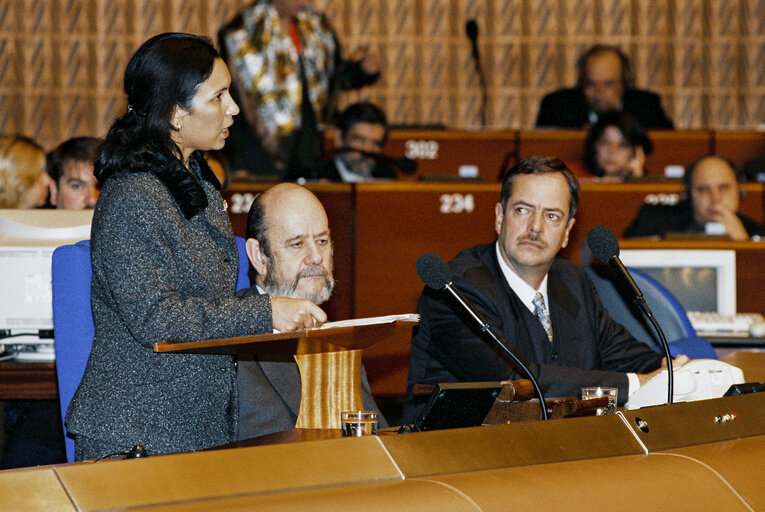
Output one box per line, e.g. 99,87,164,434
155,152,221,220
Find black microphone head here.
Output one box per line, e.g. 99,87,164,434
587,225,620,262
416,253,452,290
395,156,418,174
126,444,148,458
465,19,478,40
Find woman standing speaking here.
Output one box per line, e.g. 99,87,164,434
66,33,324,460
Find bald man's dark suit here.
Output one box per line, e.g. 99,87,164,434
236,286,385,439
402,242,662,424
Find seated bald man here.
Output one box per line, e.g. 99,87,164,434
237,183,386,439
624,155,765,240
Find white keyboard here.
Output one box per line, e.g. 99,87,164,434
687,311,765,335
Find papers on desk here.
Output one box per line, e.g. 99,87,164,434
271,314,419,334
318,313,419,330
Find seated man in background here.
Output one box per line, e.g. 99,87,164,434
535,45,673,129
624,155,765,240
402,157,683,424
319,101,396,182
237,183,385,438
46,136,101,209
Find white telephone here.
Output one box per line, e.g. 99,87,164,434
626,359,745,410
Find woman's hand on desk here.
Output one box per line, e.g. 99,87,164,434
270,297,327,331
637,355,690,386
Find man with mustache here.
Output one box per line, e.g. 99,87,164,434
237,183,384,439
403,157,682,423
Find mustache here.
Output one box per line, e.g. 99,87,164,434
299,266,331,279
522,232,541,242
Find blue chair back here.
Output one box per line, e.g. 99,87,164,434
52,236,250,463
584,263,717,360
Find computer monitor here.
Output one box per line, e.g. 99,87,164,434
0,209,93,337
619,249,736,314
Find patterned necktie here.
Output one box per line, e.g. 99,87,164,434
533,292,553,342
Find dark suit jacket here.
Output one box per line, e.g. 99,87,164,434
402,243,662,424
236,286,386,439
318,158,397,182
535,87,674,129
624,202,765,239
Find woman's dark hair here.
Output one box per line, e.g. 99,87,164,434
584,110,653,177
95,33,219,182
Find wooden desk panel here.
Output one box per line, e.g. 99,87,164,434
517,129,713,177
383,130,517,181
714,130,765,167
561,182,688,263
375,129,762,182
354,183,499,395
645,129,712,173
517,129,586,164
560,181,765,264
0,362,57,400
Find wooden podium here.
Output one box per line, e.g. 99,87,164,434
153,316,418,430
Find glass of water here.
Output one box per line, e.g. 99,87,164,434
341,411,378,437
581,386,618,415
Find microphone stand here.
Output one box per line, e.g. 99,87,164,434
635,297,674,404
609,255,674,404
444,284,549,420
470,43,487,128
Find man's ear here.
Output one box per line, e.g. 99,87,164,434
494,202,504,236
245,238,268,276
48,181,59,207
561,217,576,249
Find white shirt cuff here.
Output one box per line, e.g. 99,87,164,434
627,372,639,396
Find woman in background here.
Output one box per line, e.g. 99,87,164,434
66,32,324,460
582,110,653,179
0,135,52,208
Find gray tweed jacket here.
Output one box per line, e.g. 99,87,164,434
66,152,272,458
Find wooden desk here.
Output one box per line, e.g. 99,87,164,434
353,182,499,394
561,181,765,264
645,130,712,174
0,362,57,400
517,129,586,166
713,130,765,168
383,129,517,181
518,129,713,177
221,181,765,397
6,393,765,511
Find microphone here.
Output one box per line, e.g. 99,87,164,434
465,20,479,56
333,147,418,174
586,226,674,404
586,226,643,301
464,19,487,128
416,253,548,420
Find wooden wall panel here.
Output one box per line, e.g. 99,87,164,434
2,0,765,149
